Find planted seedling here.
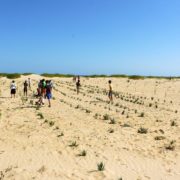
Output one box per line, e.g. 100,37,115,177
78,150,87,156
138,127,148,134
69,141,78,147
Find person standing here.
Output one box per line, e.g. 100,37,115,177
46,80,53,107
10,80,16,98
76,76,81,95
28,78,31,90
108,80,113,103
24,80,28,97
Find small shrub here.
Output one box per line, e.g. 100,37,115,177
171,121,177,127
138,127,148,134
108,128,114,133
49,121,55,127
165,141,175,151
97,162,105,171
94,113,99,119
154,136,166,141
37,113,44,119
139,112,144,117
85,109,91,113
109,118,116,124
79,150,87,156
122,123,131,128
57,132,64,137
69,141,78,147
103,114,110,120
75,105,80,109
55,126,59,130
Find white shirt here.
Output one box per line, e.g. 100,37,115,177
10,83,16,90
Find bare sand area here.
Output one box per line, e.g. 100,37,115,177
0,75,180,180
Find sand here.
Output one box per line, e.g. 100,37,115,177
0,75,180,180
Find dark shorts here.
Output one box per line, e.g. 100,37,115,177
11,89,16,94
24,88,28,93
46,93,52,100
108,91,113,97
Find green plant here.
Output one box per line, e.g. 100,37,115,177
57,132,64,137
165,141,175,151
97,162,105,171
139,112,144,117
69,141,78,147
109,118,116,124
55,126,59,130
171,121,177,127
122,123,131,128
75,105,80,109
37,113,44,119
138,127,148,134
103,114,110,120
49,121,55,127
85,109,91,113
79,150,87,156
108,128,114,133
154,136,166,141
94,113,99,119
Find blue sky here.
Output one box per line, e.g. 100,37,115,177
0,0,180,75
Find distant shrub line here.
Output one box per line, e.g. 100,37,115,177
41,73,74,78
0,73,21,79
0,73,179,79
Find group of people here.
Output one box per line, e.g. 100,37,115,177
10,78,31,98
36,79,53,107
10,78,53,107
10,76,114,107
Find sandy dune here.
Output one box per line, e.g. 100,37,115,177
0,75,180,180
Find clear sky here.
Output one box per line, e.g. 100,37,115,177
0,0,180,76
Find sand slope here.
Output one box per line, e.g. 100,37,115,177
0,75,180,180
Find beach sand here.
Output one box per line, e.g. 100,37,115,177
0,75,180,180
